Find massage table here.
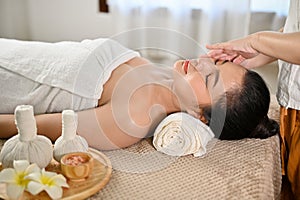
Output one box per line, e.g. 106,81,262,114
88,96,282,199
0,38,282,199
0,97,281,199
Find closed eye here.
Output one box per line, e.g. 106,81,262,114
205,70,220,88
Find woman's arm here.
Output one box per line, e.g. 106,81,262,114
77,103,145,150
0,114,17,138
0,113,62,141
35,113,62,141
1,103,145,150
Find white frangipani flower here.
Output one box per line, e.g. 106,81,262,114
26,168,69,199
0,160,40,200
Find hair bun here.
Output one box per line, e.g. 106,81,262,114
249,116,279,139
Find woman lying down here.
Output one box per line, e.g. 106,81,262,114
0,38,279,150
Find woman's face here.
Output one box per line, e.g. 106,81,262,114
173,58,246,118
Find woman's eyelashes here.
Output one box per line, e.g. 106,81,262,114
205,73,212,88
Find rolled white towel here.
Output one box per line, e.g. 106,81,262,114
153,112,214,157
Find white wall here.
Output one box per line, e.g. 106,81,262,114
0,0,114,42
0,0,30,40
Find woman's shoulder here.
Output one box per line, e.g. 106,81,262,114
125,56,151,68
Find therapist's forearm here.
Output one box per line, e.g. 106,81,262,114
252,31,300,65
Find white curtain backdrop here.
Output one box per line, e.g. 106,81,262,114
108,0,251,60
249,0,289,33
251,0,290,16
108,0,289,61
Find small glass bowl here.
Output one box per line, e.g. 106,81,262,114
60,152,94,181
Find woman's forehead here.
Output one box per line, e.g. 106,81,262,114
217,61,246,90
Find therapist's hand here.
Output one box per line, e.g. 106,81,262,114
206,35,259,65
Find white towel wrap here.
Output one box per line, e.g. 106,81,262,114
0,38,140,113
153,112,214,157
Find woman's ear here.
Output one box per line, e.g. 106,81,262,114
187,109,209,124
199,109,209,124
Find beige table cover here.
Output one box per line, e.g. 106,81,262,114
89,97,282,199
0,97,281,200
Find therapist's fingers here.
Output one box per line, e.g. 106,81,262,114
207,50,238,61
232,55,246,65
213,54,234,61
206,49,223,56
199,54,211,58
206,43,232,50
206,50,225,60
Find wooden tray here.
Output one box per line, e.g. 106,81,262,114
0,148,112,200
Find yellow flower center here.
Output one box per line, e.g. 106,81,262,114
41,175,55,186
15,172,30,187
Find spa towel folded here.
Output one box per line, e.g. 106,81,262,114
153,112,215,157
0,38,140,113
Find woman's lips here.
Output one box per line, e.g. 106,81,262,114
183,60,189,74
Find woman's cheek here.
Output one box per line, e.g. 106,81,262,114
172,72,198,110
189,77,211,106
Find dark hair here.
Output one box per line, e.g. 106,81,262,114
202,70,279,140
